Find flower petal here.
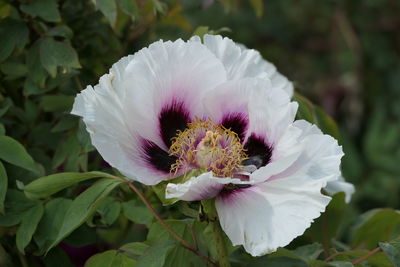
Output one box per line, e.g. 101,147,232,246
215,173,332,256
123,39,227,148
191,34,294,96
325,176,355,203
166,172,251,201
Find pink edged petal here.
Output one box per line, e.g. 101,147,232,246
190,34,294,97
325,176,355,203
215,174,333,256
165,172,252,201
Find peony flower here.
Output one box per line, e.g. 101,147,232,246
72,35,353,256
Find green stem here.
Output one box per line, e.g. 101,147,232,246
211,220,230,267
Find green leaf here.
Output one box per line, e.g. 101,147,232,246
379,241,400,267
0,135,38,173
0,98,12,118
117,0,138,19
120,242,150,257
192,26,209,38
34,198,72,253
0,124,4,135
122,199,153,227
39,38,81,77
0,162,7,214
0,62,28,79
137,240,177,267
47,178,122,252
0,18,29,62
23,171,113,199
352,208,400,249
21,0,61,22
305,193,346,248
85,250,137,267
97,197,121,226
16,203,44,254
40,94,74,112
294,93,339,139
46,26,73,39
95,0,117,26
0,190,38,227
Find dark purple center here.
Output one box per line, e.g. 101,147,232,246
220,112,248,142
243,134,272,168
159,100,190,148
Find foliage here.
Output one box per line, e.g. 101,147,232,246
0,0,399,266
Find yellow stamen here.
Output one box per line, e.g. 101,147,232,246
169,118,246,177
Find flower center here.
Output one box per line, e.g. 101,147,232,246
169,118,246,177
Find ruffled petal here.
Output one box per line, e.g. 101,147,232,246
325,176,355,203
190,34,294,97
165,172,252,201
215,173,332,256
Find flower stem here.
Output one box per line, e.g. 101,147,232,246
125,181,217,266
211,220,231,267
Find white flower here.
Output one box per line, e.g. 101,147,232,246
72,34,353,256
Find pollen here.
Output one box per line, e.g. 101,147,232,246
169,118,247,177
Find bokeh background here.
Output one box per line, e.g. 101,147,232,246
1,0,400,266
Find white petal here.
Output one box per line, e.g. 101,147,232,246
215,174,332,256
245,79,298,146
325,176,355,203
191,34,294,96
72,39,228,185
166,172,251,201
122,39,227,147
72,76,168,185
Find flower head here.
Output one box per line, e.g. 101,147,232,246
72,34,353,256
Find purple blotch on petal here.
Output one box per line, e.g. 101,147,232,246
220,113,248,142
142,139,177,173
243,134,273,168
159,100,191,148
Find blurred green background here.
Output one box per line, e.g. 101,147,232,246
1,0,400,266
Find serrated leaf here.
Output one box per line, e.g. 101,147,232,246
16,203,44,254
85,250,137,267
379,241,400,267
39,38,81,77
0,18,29,62
0,161,7,214
47,178,122,252
95,0,117,26
20,0,61,22
23,171,113,199
0,135,38,173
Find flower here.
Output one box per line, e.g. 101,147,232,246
72,34,353,256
